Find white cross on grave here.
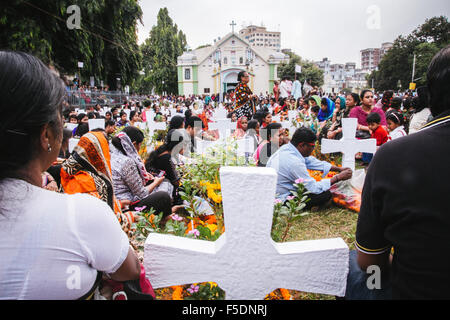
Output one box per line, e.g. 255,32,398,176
321,118,376,172
144,166,349,300
88,119,105,131
147,120,167,136
212,107,228,120
208,119,234,140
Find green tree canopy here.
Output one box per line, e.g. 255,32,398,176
368,16,449,92
0,0,143,90
139,7,187,95
277,51,324,87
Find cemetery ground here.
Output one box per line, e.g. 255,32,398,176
131,145,364,301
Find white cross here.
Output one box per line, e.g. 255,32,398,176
147,120,167,137
212,107,228,120
321,118,376,172
208,119,234,140
230,20,237,34
144,167,349,300
68,138,79,153
88,119,105,131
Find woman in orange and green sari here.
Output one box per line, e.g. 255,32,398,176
60,131,134,236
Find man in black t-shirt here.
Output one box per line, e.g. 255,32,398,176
346,45,450,299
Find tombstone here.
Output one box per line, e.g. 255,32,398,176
321,118,376,172
88,119,105,131
288,110,297,122
194,138,218,156
144,167,349,299
68,138,79,153
123,109,131,120
145,111,156,122
213,107,227,120
135,122,148,131
147,120,167,136
65,123,78,132
235,138,255,156
272,115,281,123
208,119,234,140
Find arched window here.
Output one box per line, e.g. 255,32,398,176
185,69,190,80
239,57,243,64
224,57,228,65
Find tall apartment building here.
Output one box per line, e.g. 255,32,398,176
361,42,393,72
239,25,281,52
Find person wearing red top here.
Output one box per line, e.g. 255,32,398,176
367,112,388,147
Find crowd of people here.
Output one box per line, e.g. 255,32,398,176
1,44,449,300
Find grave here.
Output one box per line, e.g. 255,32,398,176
321,118,376,172
208,119,234,140
144,166,349,300
88,119,105,131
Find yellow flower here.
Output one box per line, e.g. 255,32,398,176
206,224,218,233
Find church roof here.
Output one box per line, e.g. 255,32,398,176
178,32,288,66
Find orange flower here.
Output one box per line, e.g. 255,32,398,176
171,286,184,300
280,288,291,300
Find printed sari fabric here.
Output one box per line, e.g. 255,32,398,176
233,82,254,119
60,131,134,236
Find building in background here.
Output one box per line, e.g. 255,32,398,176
361,42,393,72
177,31,288,99
239,25,281,52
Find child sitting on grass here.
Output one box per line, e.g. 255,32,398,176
363,112,388,164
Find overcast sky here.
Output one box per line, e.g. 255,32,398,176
137,0,449,68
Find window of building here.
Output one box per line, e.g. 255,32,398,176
185,68,190,80
239,57,243,64
204,88,210,93
224,57,228,64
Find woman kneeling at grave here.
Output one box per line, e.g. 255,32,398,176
110,126,173,220
0,51,141,299
145,129,185,206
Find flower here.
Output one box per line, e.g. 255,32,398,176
134,206,147,212
274,199,282,204
286,196,295,201
188,229,200,238
187,284,199,294
295,178,305,184
171,214,183,221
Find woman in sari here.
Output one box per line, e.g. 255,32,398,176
318,97,335,122
60,131,135,236
233,71,257,119
232,116,249,139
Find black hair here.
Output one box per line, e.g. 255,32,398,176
360,89,373,101
87,112,96,119
184,109,192,123
146,129,184,167
62,128,73,143
386,111,404,125
291,127,317,146
390,97,402,110
366,112,381,124
237,71,247,82
74,122,89,138
0,51,65,179
403,97,412,110
105,120,116,127
77,113,87,123
169,115,185,131
186,116,204,129
412,86,429,113
247,119,259,130
427,45,450,116
260,122,282,141
311,106,320,114
321,97,328,107
111,126,144,155
346,93,361,106
69,114,78,121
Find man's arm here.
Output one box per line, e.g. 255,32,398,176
357,250,391,272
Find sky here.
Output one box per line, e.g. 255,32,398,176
136,0,449,68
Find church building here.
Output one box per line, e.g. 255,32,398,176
177,29,289,100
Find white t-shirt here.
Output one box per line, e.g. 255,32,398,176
279,81,290,98
0,178,130,300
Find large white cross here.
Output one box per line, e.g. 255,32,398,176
147,120,167,137
321,118,376,172
208,119,235,140
144,167,349,300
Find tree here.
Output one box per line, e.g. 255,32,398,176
139,8,187,95
0,0,143,90
277,51,324,87
368,16,449,91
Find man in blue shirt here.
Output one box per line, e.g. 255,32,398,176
266,127,352,208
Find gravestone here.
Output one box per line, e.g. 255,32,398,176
144,166,349,300
213,107,228,120
88,119,105,131
208,119,234,140
147,120,167,137
321,118,376,172
68,138,79,153
288,110,297,122
65,123,78,132
272,115,281,123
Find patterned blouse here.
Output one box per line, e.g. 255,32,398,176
233,82,254,118
110,144,149,202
